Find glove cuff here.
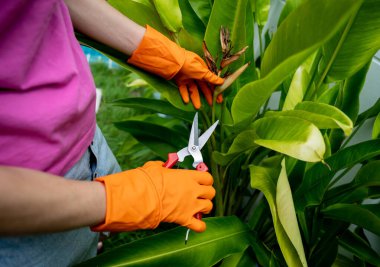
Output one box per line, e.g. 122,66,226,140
91,168,161,232
127,25,186,80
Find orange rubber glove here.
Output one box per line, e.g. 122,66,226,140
127,25,224,109
91,161,215,232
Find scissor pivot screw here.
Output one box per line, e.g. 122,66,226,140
191,146,197,151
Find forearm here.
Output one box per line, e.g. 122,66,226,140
64,0,145,55
0,166,106,235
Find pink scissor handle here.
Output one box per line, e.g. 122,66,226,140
196,162,208,172
163,153,179,168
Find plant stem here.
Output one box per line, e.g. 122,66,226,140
211,158,224,216
211,93,217,125
200,109,224,215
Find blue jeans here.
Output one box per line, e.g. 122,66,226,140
0,126,121,267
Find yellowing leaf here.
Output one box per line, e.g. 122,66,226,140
252,116,325,162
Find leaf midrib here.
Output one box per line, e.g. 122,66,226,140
113,229,249,266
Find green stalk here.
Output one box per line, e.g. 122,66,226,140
200,109,224,216
211,157,224,216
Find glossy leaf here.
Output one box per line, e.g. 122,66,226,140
325,160,380,204
339,230,380,266
282,67,310,111
177,0,205,53
338,62,371,123
252,116,325,162
152,0,183,33
332,254,359,267
78,217,251,267
324,0,380,81
322,204,380,236
251,0,271,27
277,0,305,26
212,130,258,166
188,0,212,26
108,0,170,36
373,113,380,139
113,98,194,122
356,98,380,126
231,0,362,123
220,247,258,267
268,102,353,136
354,160,380,186
276,160,308,267
294,139,380,211
114,120,188,159
317,84,340,105
250,157,307,267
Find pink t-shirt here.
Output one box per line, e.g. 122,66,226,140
0,0,96,175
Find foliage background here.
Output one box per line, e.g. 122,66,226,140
80,0,380,266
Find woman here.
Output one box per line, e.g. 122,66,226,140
0,0,223,265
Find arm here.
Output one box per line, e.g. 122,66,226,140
64,0,224,109
0,166,106,235
0,162,214,235
64,0,145,55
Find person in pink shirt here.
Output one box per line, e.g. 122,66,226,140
0,0,223,266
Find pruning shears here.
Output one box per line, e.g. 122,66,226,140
163,112,219,244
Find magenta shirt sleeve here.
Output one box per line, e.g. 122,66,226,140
0,0,96,175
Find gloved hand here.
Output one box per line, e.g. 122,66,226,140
127,25,224,109
91,161,215,232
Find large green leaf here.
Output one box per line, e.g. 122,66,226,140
332,254,358,267
276,160,307,267
108,0,170,36
177,0,205,53
324,0,380,81
373,113,380,139
282,66,310,111
188,0,212,26
250,157,307,267
212,130,258,166
316,84,340,106
77,216,251,267
231,0,363,124
113,98,194,122
204,0,256,87
266,102,353,136
277,0,305,26
251,0,271,27
252,116,325,162
356,98,380,126
114,119,188,159
322,204,380,236
339,230,380,266
152,0,183,33
221,247,259,267
324,160,380,205
294,139,380,211
338,62,371,123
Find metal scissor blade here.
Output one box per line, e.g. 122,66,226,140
199,120,219,150
189,113,199,147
